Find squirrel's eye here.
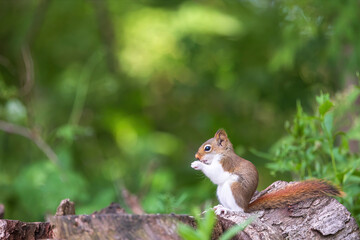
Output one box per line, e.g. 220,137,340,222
204,145,212,152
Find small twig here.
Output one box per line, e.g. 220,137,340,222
0,1,58,168
21,44,35,96
121,187,144,214
0,204,4,219
0,120,59,165
68,54,99,125
20,0,51,124
0,120,30,138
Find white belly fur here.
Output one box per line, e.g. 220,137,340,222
217,180,243,211
198,153,243,211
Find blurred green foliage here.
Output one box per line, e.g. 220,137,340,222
258,88,360,222
0,0,359,221
178,207,217,240
178,206,255,240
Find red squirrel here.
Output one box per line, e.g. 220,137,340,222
191,129,343,214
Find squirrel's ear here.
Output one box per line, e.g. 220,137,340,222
214,129,228,146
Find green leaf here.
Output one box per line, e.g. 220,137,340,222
323,112,333,135
318,100,333,117
343,168,355,184
198,209,216,238
178,224,199,240
347,175,360,184
178,206,216,240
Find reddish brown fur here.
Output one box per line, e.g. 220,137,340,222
247,180,343,212
195,129,259,210
224,154,259,210
195,129,343,213
195,129,234,163
231,181,249,209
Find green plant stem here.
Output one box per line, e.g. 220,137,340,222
69,53,100,125
330,147,338,180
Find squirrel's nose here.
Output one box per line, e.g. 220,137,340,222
195,153,200,160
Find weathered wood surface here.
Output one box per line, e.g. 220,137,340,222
51,181,359,239
0,203,53,240
217,181,360,240
1,181,359,239
0,219,53,240
55,198,76,216
51,202,196,239
52,213,196,240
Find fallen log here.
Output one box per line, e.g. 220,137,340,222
0,181,359,239
52,213,196,240
217,181,360,239
51,181,359,239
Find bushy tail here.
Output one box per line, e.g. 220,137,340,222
247,180,343,212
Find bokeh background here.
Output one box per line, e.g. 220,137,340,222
0,0,359,222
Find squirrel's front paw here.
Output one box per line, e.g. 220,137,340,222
191,161,204,170
214,204,230,215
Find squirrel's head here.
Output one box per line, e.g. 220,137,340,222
195,129,233,164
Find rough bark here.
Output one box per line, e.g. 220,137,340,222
55,198,75,216
0,220,53,240
0,181,359,239
51,213,196,240
50,181,359,239
217,181,360,240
